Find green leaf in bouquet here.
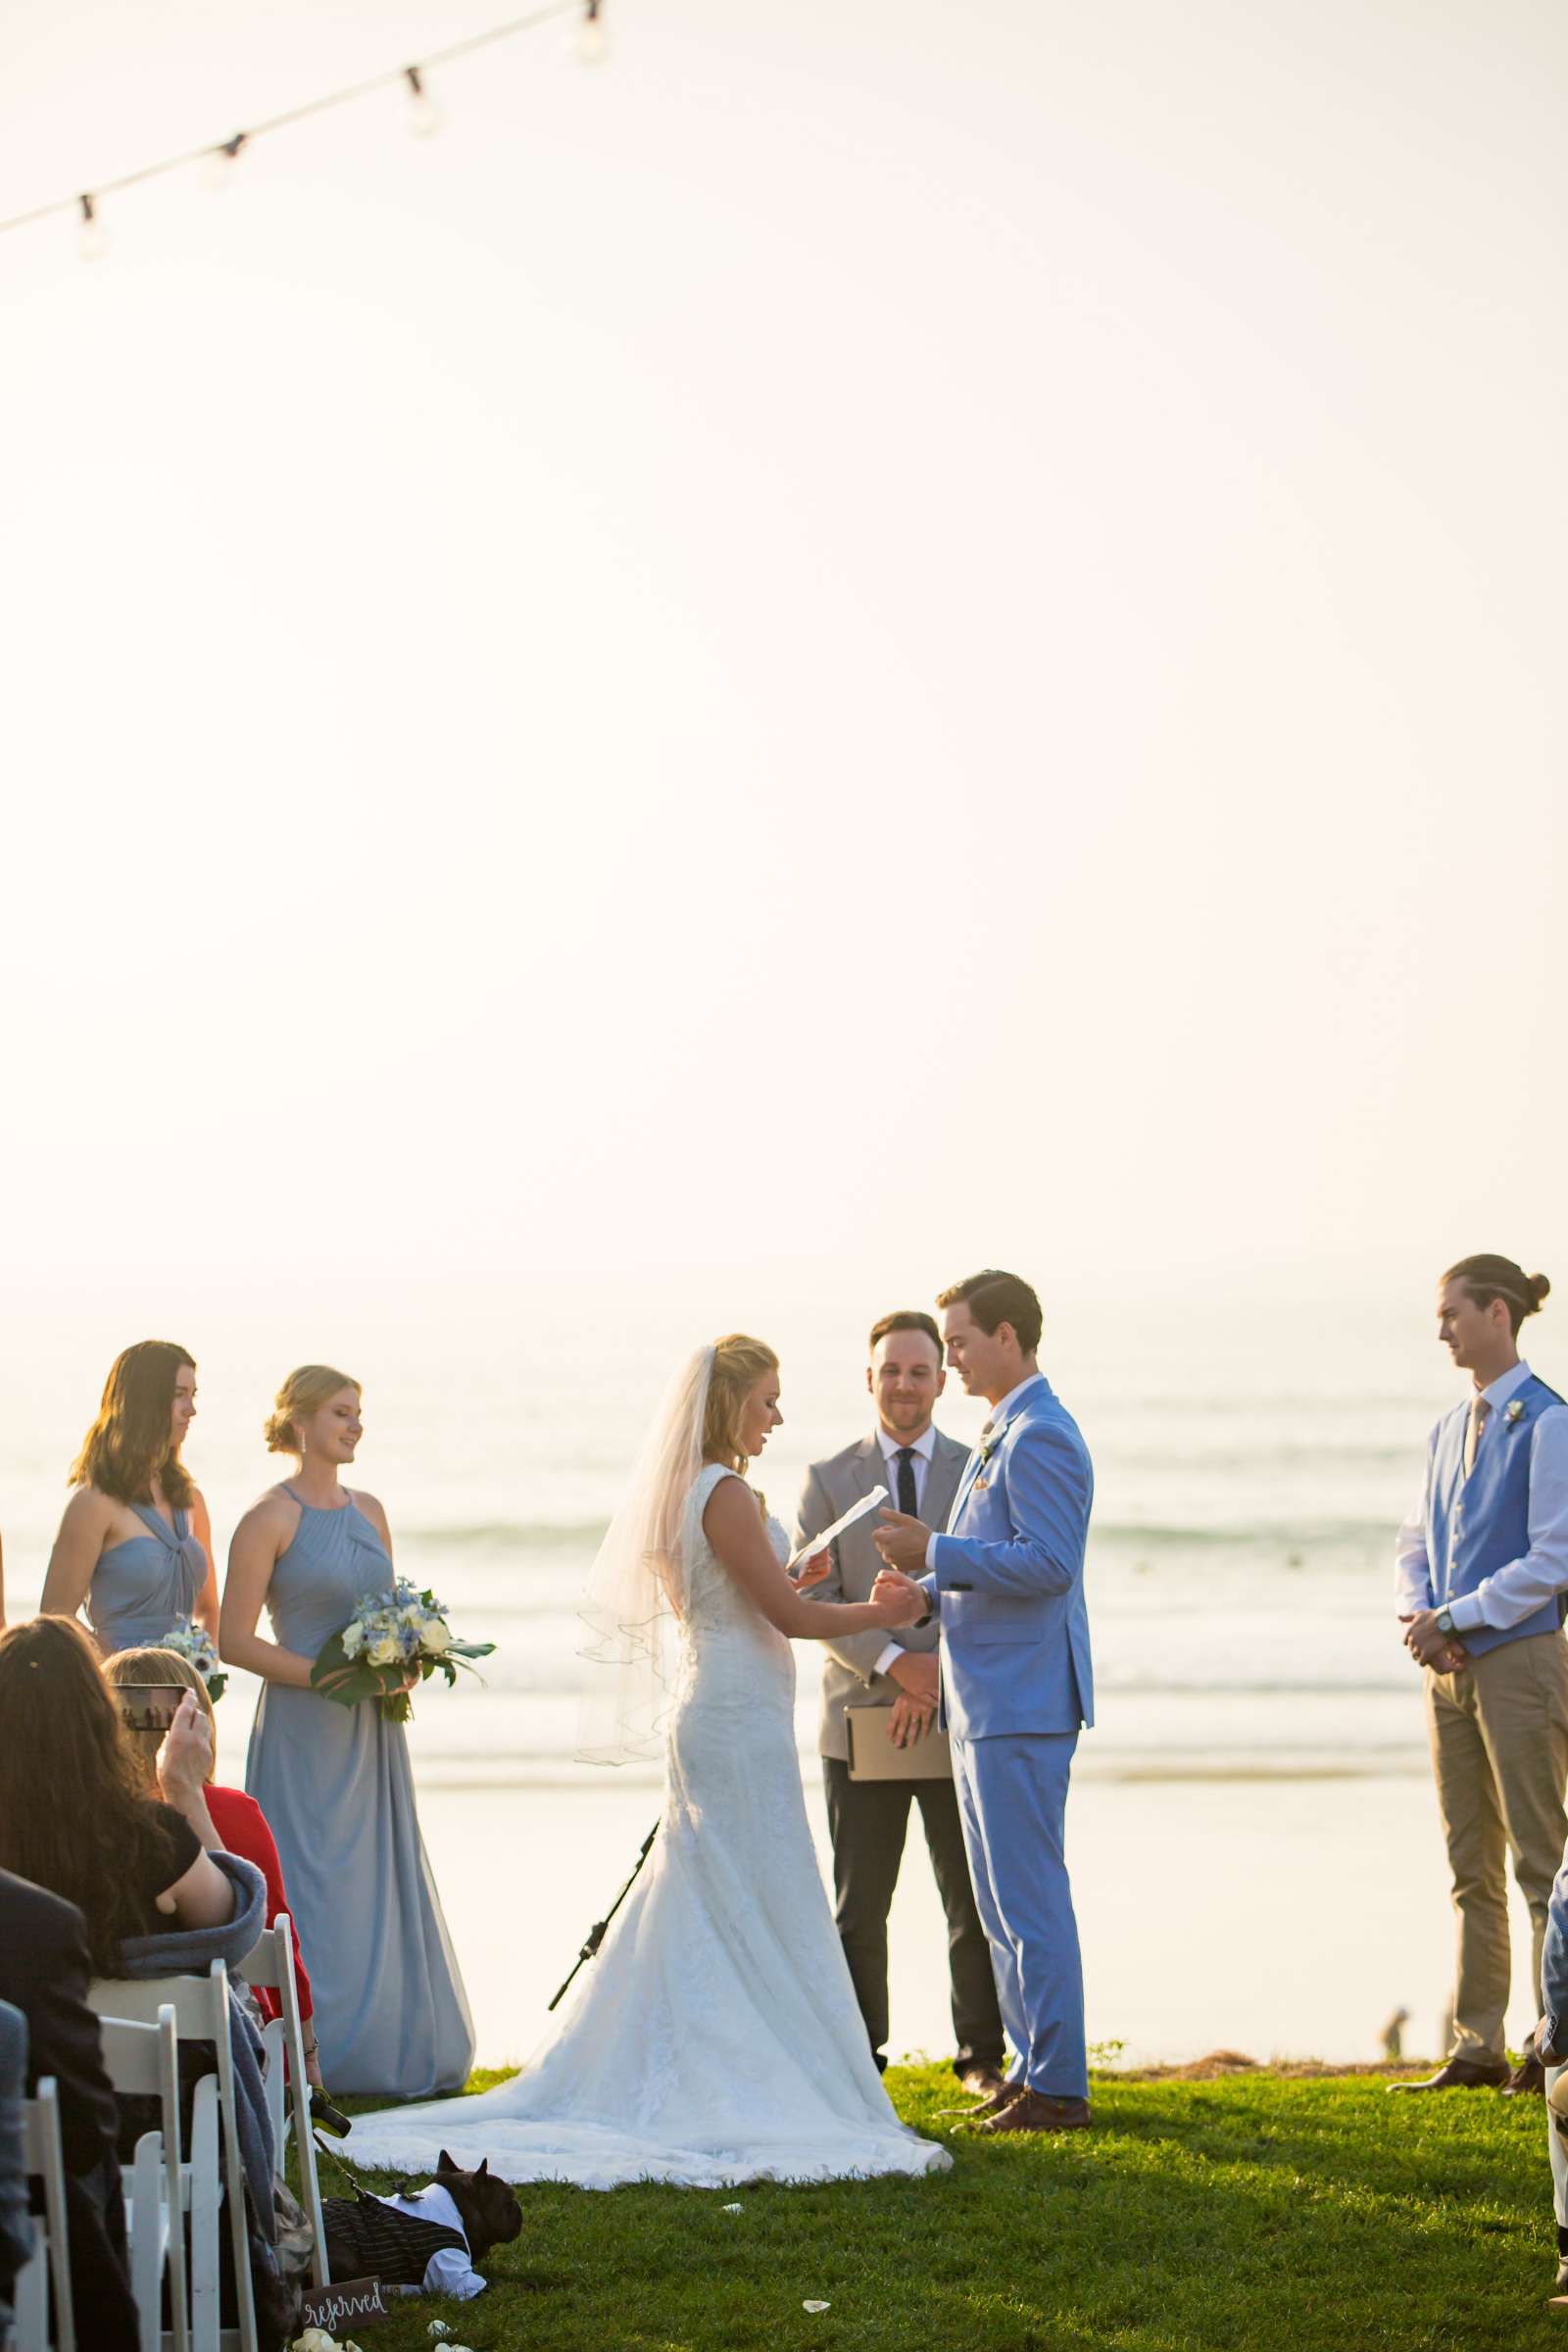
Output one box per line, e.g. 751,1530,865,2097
311,1631,405,1710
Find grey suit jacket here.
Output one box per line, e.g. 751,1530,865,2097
793,1426,970,1763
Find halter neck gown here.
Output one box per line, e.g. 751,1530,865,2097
244,1491,474,2098
86,1502,207,1655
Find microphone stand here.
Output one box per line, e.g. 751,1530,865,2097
548,1820,661,2010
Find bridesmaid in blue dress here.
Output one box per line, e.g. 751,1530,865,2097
221,1363,473,2099
42,1341,219,1655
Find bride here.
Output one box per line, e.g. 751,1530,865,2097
345,1334,952,2187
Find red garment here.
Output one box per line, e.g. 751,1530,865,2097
206,1783,314,2023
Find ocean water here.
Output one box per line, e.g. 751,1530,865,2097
0,1276,1451,1790
0,1271,1550,2061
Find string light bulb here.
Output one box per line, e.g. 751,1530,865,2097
75,192,109,262
403,66,443,138
198,133,247,194
572,0,611,68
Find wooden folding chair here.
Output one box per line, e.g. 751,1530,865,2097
95,2009,189,2352
11,2079,73,2352
236,1915,325,2288
88,1966,258,2352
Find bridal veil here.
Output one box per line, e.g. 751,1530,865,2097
576,1344,713,1767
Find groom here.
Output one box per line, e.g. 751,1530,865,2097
872,1269,1095,2132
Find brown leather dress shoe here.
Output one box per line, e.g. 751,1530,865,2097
938,2078,1021,2120
1502,2049,1547,2097
977,2089,1092,2134
1387,2056,1510,2092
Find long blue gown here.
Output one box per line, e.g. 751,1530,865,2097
85,1502,206,1655
244,1492,474,2097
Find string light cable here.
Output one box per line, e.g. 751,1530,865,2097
0,0,609,258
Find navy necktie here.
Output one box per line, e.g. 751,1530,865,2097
896,1446,918,1517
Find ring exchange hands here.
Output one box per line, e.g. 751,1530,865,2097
1398,1611,1469,1674
869,1567,927,1628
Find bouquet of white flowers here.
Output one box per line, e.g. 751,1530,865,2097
163,1616,227,1702
309,1579,495,1724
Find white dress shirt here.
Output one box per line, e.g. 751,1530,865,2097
1394,1359,1568,1631
872,1422,938,1678
378,2181,488,2301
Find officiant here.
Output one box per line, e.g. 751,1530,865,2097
794,1311,1004,2094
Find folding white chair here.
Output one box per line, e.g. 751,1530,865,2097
11,2078,73,2352
95,2010,189,2352
87,1967,258,2352
236,1916,325,2288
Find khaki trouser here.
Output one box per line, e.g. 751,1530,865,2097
1426,1632,1568,2066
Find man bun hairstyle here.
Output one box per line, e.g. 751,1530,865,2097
1442,1254,1550,1337
935,1269,1044,1356
867,1310,942,1358
265,1363,361,1456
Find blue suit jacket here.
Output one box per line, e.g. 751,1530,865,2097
918,1374,1094,1740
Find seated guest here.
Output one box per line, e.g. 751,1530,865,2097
1533,1849,1568,2305
103,1646,322,2087
0,2000,24,2328
0,1621,290,2332
0,1617,236,1962
0,1874,138,2352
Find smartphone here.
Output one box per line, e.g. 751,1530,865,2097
118,1685,188,1735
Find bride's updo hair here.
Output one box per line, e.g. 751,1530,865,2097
704,1335,779,1476
1442,1255,1550,1337
264,1363,361,1456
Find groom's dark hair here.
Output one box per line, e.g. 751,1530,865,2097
936,1270,1043,1355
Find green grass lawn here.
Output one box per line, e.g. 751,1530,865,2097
308,2063,1565,2351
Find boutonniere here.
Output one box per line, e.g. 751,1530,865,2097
973,1428,1003,1489
1504,1398,1527,1428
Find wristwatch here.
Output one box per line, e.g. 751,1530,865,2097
1435,1607,1457,1638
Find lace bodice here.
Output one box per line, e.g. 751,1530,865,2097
679,1463,791,1638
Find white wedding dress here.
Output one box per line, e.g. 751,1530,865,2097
345,1466,951,2186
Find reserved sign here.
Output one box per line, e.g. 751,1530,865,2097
301,2277,388,2328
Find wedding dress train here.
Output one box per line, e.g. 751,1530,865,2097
345,1465,952,2186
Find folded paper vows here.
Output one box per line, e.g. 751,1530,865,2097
787,1485,889,1575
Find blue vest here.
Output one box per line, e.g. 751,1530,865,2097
1429,1371,1567,1656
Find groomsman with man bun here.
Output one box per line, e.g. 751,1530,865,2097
794,1311,1005,2095
1393,1252,1568,2101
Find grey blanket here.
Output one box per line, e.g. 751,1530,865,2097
115,1848,275,2247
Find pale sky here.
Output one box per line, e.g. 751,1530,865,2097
2,0,1562,1296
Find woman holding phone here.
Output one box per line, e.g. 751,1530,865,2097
42,1340,219,1656
0,1617,236,1966
103,1645,322,2085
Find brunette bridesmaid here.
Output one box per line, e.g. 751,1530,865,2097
41,1340,218,1655
221,1364,473,2099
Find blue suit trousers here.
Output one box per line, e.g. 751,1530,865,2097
951,1730,1086,2101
